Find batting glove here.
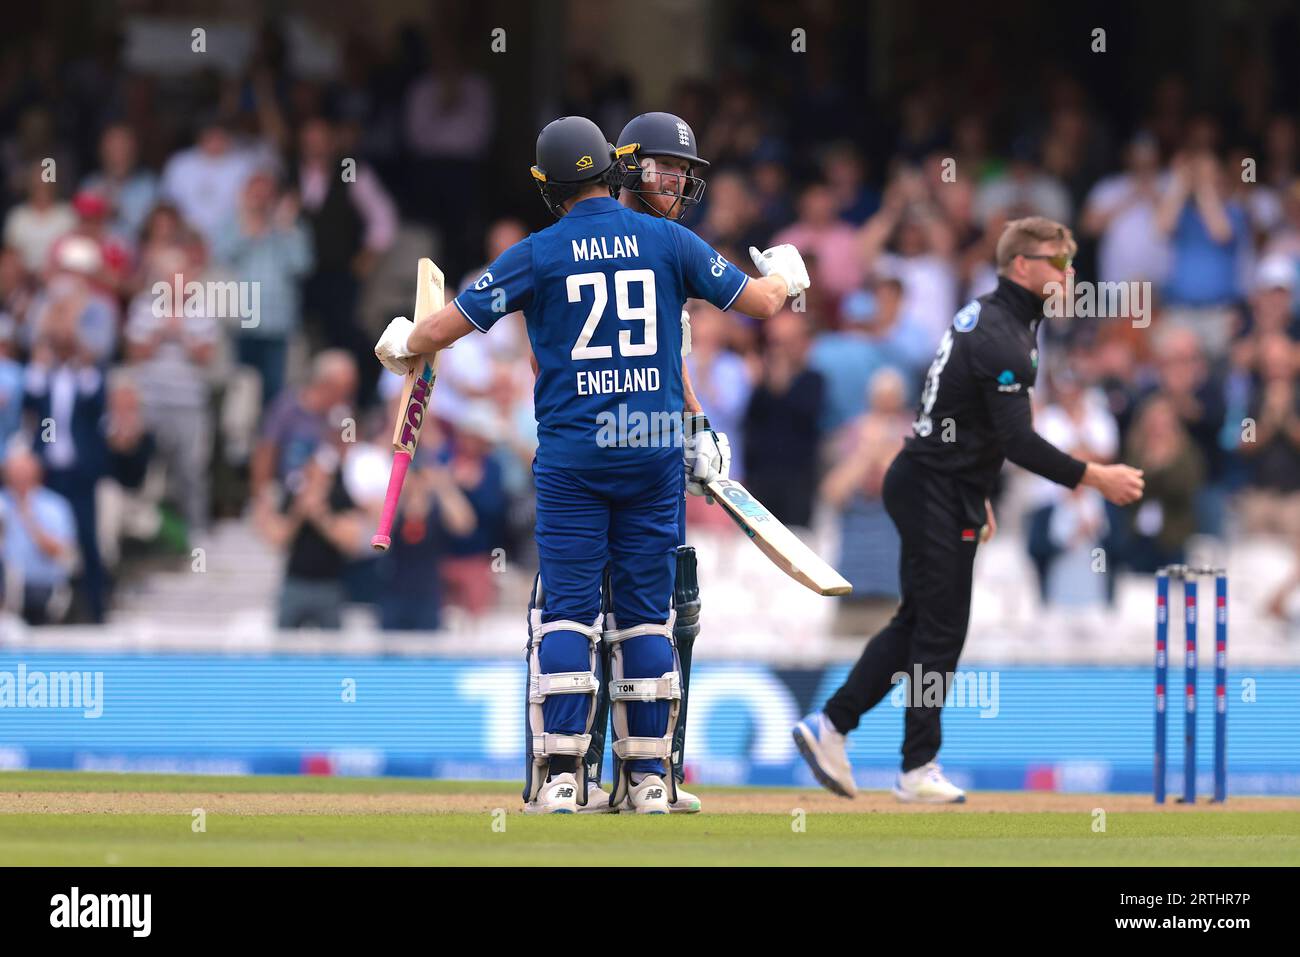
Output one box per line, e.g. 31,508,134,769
375,316,417,376
684,414,731,497
748,243,811,297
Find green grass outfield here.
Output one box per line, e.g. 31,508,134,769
1,771,1297,866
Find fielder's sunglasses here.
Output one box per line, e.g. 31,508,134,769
1020,253,1074,270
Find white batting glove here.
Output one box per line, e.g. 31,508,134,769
748,243,810,297
684,414,731,497
375,316,417,376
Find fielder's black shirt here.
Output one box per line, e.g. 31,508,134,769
901,276,1087,501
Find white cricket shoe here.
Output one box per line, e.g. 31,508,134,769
623,774,671,814
792,712,857,798
893,762,966,804
523,772,580,814
668,783,702,814
577,782,614,814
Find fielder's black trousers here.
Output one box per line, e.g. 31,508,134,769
824,452,982,772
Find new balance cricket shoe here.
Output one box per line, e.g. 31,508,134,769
523,772,580,814
623,774,671,814
792,712,857,798
577,782,614,814
668,784,702,814
893,762,966,804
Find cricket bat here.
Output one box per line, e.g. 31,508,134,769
371,257,445,551
706,478,852,596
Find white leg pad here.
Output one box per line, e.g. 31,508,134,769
525,602,603,803
606,613,681,807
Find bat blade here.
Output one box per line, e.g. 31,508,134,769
388,258,444,454
372,257,445,551
705,478,852,596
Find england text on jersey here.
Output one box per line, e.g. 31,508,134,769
572,235,640,261
576,367,661,396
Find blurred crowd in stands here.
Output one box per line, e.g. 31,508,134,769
1,17,1299,630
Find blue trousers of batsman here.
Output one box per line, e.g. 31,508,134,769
523,453,683,809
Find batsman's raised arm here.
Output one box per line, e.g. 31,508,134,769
732,271,791,319
378,237,537,371
374,304,475,375
735,243,810,318
407,303,476,355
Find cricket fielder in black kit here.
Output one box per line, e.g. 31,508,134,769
793,217,1146,803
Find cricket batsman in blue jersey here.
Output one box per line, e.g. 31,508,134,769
376,116,809,813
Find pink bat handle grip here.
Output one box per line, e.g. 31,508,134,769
371,450,413,550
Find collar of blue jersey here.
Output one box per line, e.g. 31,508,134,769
995,275,1046,323
564,196,623,217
